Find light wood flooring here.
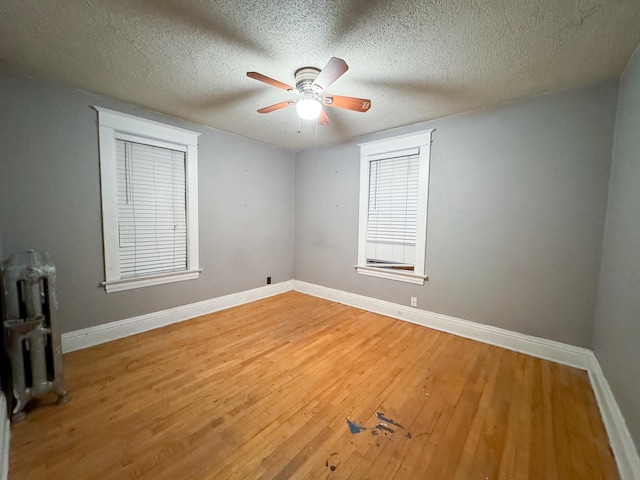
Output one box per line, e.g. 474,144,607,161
9,291,619,479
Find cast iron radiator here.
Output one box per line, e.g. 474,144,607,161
1,250,69,422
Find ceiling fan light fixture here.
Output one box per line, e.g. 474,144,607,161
296,97,322,120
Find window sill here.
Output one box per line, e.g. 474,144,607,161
102,269,202,293
355,265,428,285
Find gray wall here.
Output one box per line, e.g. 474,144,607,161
0,75,294,333
593,45,640,450
294,80,618,347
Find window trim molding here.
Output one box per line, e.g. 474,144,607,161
356,129,434,285
94,106,201,293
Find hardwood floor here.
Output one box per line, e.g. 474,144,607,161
9,292,618,479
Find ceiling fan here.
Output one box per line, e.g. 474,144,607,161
246,57,371,126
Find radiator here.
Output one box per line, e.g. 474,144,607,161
1,250,69,422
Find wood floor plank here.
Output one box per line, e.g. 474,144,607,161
452,347,503,480
8,292,620,479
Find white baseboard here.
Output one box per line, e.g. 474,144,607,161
292,280,640,480
587,354,640,480
62,280,293,353
0,394,9,480
292,280,593,370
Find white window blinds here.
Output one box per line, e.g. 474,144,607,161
366,153,420,269
357,129,432,285
116,139,187,278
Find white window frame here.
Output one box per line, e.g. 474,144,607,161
95,106,201,293
356,129,434,285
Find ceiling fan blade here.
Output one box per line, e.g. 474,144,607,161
257,101,293,114
247,72,293,91
324,95,371,112
312,57,349,91
317,110,331,126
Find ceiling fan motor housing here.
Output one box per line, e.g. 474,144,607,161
294,67,321,94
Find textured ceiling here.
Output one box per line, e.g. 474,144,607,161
1,0,639,151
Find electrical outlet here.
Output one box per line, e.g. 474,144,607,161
411,296,417,307
267,276,271,285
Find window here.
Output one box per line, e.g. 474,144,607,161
356,130,433,285
95,107,201,293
